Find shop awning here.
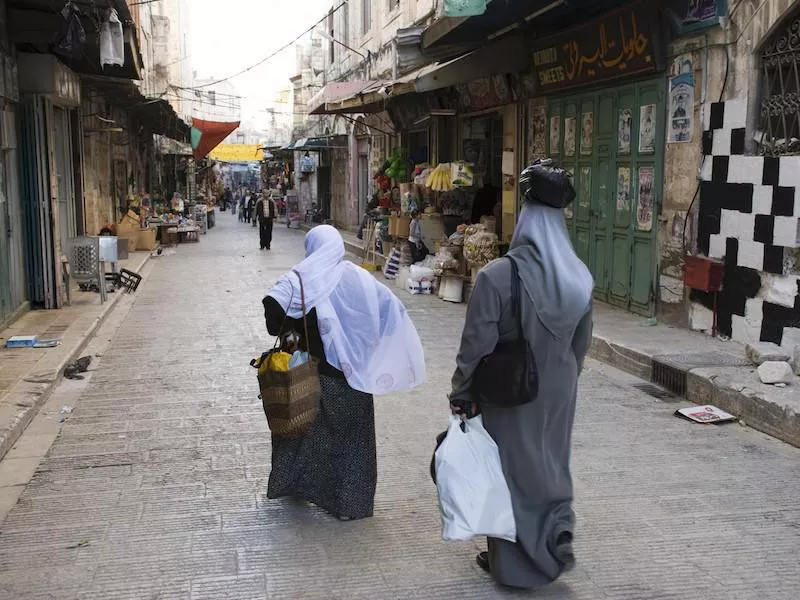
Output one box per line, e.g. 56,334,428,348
422,0,627,50
191,119,241,160
308,80,391,115
309,33,529,116
154,135,192,156
289,136,348,150
81,76,191,142
8,0,143,80
207,144,265,163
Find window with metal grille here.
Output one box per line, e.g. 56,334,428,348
759,10,800,156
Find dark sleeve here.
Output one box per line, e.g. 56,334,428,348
571,306,593,373
450,269,502,406
263,296,286,336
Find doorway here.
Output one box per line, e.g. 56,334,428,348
549,77,665,316
52,107,77,249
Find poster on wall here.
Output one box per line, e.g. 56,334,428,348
580,112,594,155
616,167,632,212
564,117,577,156
668,57,694,143
529,104,547,162
637,167,655,231
550,115,561,155
639,104,656,153
618,108,632,154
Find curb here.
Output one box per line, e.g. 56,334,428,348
0,254,151,462
589,334,799,448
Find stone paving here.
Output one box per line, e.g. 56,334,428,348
0,213,798,599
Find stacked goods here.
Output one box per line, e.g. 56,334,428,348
464,224,499,267
426,163,454,192
383,248,402,280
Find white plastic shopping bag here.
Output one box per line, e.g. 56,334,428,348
435,415,517,542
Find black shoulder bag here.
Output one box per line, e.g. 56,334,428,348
471,256,538,408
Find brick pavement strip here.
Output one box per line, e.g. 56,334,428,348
0,215,798,599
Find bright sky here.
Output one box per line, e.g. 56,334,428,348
188,0,333,129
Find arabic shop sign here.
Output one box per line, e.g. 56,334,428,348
531,2,663,93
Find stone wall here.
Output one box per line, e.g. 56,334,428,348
690,99,800,352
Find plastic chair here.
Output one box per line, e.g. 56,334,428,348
65,237,106,303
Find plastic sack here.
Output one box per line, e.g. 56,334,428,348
100,9,124,67
410,265,435,281
288,351,309,369
266,352,291,373
435,415,516,542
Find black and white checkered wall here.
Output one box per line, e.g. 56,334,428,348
693,99,800,346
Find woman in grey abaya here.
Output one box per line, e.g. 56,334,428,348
449,196,594,589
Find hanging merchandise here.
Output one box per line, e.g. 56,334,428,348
54,2,87,59
450,162,475,187
426,163,453,192
299,153,315,174
100,9,125,67
384,147,409,181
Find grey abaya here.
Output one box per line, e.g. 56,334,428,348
450,257,593,588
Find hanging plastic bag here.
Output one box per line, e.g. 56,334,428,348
434,415,516,542
100,9,124,67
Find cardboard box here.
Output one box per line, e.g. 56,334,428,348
389,216,411,238
136,228,157,251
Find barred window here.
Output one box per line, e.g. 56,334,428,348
760,11,800,156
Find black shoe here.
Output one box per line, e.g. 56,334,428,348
476,551,490,574
555,532,576,572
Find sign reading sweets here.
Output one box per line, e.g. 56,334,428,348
532,2,663,93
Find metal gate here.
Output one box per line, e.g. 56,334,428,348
19,96,58,308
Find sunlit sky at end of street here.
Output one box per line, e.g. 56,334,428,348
189,0,334,129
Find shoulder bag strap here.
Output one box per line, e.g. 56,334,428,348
508,256,524,340
292,270,313,351
272,284,295,350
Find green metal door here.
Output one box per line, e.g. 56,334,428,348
548,77,665,316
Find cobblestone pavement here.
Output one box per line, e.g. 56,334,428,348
0,214,798,600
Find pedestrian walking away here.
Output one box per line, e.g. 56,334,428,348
238,195,246,222
255,192,276,250
449,161,594,589
262,225,426,521
246,191,256,224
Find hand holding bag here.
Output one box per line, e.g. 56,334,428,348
471,256,538,407
434,415,517,542
254,271,320,438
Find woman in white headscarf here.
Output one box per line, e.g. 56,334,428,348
264,225,426,521
449,163,594,588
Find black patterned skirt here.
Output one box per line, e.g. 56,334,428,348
267,374,377,520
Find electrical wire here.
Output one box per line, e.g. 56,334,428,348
180,0,348,90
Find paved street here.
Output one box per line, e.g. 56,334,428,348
0,213,798,600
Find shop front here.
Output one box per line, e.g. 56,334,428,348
17,53,82,309
528,1,666,316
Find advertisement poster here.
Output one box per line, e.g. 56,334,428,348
637,167,655,231
550,115,561,155
528,104,547,162
668,58,694,143
639,104,656,153
618,108,632,154
564,117,577,157
616,167,632,212
580,112,594,155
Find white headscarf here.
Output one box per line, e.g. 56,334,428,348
509,202,594,339
267,225,426,395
